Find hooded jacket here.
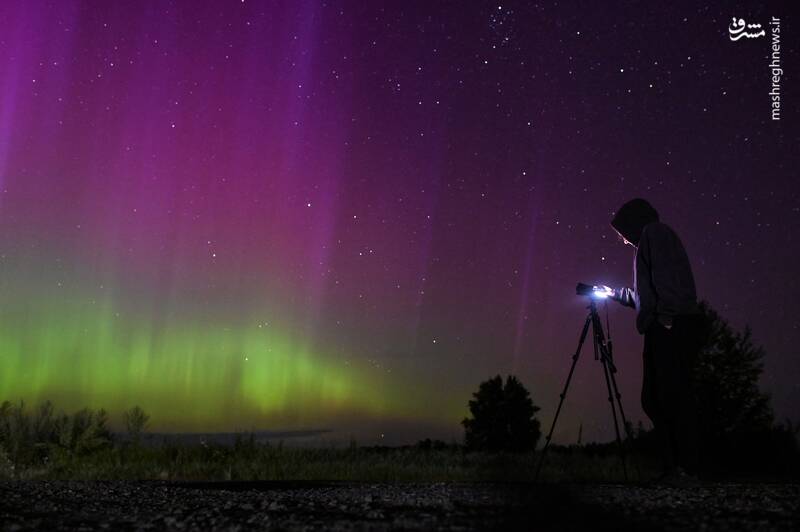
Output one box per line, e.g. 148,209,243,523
611,199,699,334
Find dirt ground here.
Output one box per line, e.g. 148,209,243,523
1,480,798,531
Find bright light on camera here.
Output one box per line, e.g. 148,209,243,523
591,285,613,299
575,282,614,300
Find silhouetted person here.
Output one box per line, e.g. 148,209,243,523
606,198,704,483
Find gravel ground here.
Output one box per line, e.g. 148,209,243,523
1,480,798,531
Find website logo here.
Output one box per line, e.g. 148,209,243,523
728,17,765,41
728,16,783,120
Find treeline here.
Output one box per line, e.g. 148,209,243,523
0,402,627,482
0,401,149,475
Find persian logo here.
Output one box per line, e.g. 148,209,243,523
728,17,765,41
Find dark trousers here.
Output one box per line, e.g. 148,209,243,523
642,315,704,474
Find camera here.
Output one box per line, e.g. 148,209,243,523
576,282,613,299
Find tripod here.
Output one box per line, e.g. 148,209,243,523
535,297,633,481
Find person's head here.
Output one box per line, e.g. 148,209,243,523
611,198,659,247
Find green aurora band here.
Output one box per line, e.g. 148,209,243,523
0,254,461,436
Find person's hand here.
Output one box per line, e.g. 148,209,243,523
597,285,623,302
596,285,615,298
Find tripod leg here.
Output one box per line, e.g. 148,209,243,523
599,352,628,481
603,350,642,480
590,309,631,481
605,353,633,440
535,313,592,482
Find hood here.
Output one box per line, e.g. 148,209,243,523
611,198,659,246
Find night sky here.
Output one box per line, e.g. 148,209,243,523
0,1,796,445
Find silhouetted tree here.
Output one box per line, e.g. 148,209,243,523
691,302,798,472
123,406,150,443
694,303,773,438
462,375,541,452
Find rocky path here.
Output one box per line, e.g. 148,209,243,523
1,480,798,531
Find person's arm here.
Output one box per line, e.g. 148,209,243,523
612,287,636,308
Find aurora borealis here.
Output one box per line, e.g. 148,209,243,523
0,1,797,444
